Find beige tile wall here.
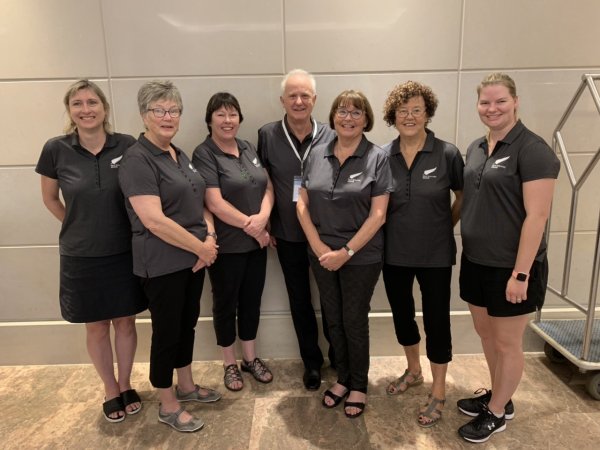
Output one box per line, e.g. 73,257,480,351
1,0,599,362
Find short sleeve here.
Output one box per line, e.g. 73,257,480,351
371,151,392,197
256,128,270,170
35,140,59,179
518,140,560,182
118,151,160,198
192,146,220,188
446,145,465,191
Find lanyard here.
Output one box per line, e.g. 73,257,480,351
281,117,318,176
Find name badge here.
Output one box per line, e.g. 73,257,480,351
293,176,302,202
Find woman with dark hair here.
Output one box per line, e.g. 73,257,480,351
193,92,274,392
381,81,464,427
297,90,391,419
457,73,560,443
36,79,146,423
119,80,221,433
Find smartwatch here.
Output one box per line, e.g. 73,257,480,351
343,244,355,257
512,271,528,282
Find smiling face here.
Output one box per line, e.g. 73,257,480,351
280,74,316,123
68,88,106,133
477,84,519,134
210,105,240,142
142,98,180,146
333,102,366,141
394,95,428,139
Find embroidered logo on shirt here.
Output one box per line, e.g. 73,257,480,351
252,157,261,168
347,172,363,183
188,163,198,173
422,167,437,179
110,155,123,169
492,156,510,169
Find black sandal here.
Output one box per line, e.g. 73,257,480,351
120,389,142,415
322,387,349,409
344,400,366,419
241,358,273,383
224,364,244,391
103,396,126,423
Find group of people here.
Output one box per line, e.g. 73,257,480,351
36,69,559,443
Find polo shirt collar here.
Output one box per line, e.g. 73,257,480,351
324,135,369,159
69,132,118,151
389,129,435,156
478,120,525,151
204,136,248,157
283,115,315,144
138,133,181,157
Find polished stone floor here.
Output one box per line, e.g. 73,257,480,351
1,354,599,449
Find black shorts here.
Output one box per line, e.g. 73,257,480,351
459,253,548,317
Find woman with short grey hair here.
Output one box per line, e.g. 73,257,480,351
119,80,221,433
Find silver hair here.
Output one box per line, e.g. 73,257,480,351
280,69,316,95
137,80,183,115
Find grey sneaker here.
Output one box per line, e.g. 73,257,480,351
457,388,515,420
158,406,204,432
176,384,222,403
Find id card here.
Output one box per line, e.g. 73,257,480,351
293,176,302,202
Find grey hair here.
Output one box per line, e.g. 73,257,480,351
280,69,316,95
137,80,183,115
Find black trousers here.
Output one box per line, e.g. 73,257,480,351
310,257,382,393
382,264,452,364
276,239,332,370
208,249,267,347
142,268,205,388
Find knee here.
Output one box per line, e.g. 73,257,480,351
112,316,137,336
86,320,111,340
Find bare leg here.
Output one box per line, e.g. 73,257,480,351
158,386,195,423
86,320,122,420
417,361,448,425
112,315,139,413
387,343,422,394
468,304,497,386
487,314,530,415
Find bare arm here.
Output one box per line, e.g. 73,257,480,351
40,176,65,222
319,194,389,271
506,178,556,302
451,190,463,227
296,188,331,258
129,195,218,270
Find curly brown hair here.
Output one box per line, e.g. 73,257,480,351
382,81,438,126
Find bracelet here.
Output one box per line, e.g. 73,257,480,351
206,232,217,240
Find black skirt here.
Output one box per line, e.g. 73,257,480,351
59,252,147,323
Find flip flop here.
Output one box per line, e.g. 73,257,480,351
103,396,126,423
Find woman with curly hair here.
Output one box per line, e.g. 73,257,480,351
381,81,464,427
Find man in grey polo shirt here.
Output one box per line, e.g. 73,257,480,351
257,69,335,390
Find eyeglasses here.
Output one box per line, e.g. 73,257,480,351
147,107,181,118
397,108,425,118
336,108,364,119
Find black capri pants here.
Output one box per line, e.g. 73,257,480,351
382,264,453,364
142,267,205,388
208,248,267,347
310,257,382,393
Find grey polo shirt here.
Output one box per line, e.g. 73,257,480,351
383,130,464,267
461,120,560,267
301,136,392,265
35,132,136,257
192,137,268,254
118,133,208,278
257,117,335,242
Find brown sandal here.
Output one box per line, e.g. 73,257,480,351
241,358,273,383
223,364,243,391
417,393,445,428
387,369,423,395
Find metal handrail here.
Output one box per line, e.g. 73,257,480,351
539,73,600,361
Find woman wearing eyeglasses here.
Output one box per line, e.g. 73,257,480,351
297,90,391,418
36,80,146,424
119,81,221,433
192,92,274,392
381,81,464,427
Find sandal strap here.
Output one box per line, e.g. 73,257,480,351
120,389,141,407
224,364,242,383
103,396,125,415
245,358,271,379
421,394,446,417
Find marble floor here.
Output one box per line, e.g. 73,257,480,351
1,354,600,450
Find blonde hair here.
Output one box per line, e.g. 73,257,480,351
477,72,517,98
63,80,112,134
